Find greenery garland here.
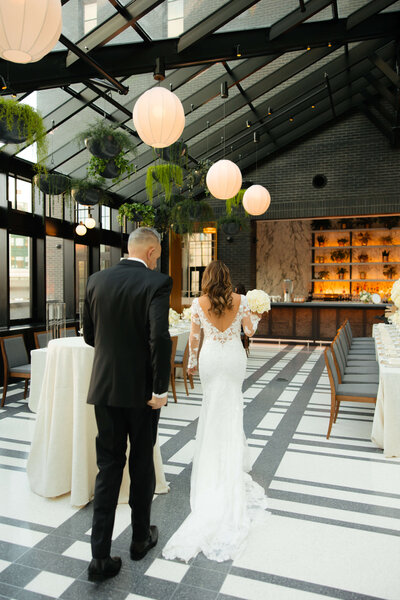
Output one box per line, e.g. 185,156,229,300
0,98,48,172
146,164,183,203
117,202,156,227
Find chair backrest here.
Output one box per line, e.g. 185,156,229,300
336,329,349,356
324,346,339,391
34,331,50,349
1,335,29,369
63,327,77,337
331,339,344,383
170,336,178,369
345,320,353,342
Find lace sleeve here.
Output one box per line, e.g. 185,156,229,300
241,295,261,337
188,299,201,369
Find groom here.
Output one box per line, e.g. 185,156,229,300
83,227,172,581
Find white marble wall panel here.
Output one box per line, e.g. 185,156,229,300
256,221,311,296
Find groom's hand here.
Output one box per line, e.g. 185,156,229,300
147,394,168,410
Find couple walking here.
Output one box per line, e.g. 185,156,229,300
83,227,267,581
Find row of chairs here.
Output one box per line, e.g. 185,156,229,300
0,327,77,407
324,320,379,439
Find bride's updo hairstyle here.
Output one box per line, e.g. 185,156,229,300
201,260,233,317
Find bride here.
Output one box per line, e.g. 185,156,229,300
163,260,268,563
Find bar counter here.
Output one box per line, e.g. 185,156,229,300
256,302,387,342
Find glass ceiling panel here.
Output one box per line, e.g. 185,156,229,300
382,0,400,11
61,0,118,44
217,0,299,33
308,6,334,22
336,0,377,18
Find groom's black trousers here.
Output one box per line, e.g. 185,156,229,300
91,405,160,559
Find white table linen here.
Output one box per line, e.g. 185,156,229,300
371,324,400,458
27,335,181,506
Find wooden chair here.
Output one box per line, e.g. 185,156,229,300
170,336,178,403
34,330,50,349
63,326,78,337
0,334,31,407
324,346,377,439
173,340,194,398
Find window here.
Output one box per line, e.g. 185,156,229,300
75,244,89,309
101,205,111,230
100,244,111,270
168,0,184,37
77,204,89,224
46,237,64,302
9,234,32,320
8,175,32,212
182,232,216,298
84,1,97,34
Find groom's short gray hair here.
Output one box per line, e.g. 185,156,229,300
128,227,161,251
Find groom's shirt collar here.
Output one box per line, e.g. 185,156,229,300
127,257,148,268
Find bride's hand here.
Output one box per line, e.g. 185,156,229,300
187,367,197,376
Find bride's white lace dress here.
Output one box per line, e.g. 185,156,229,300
162,295,268,563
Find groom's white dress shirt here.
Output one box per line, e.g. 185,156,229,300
127,257,168,399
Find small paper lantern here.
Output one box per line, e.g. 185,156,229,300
206,160,242,200
132,87,185,148
85,217,96,229
75,222,87,236
0,0,62,64
243,185,271,216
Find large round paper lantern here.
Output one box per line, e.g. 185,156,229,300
133,87,185,148
0,0,62,64
243,185,271,215
206,159,242,200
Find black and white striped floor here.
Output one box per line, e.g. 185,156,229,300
0,344,399,600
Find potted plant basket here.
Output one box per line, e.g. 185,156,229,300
117,202,156,227
186,159,212,196
380,235,393,245
331,249,349,263
170,198,214,235
357,253,368,263
146,164,183,203
34,172,71,196
156,141,188,166
316,271,329,280
337,267,348,280
337,238,348,246
71,179,106,206
218,213,248,236
316,234,327,247
78,120,135,159
358,232,371,246
383,265,397,280
0,98,47,170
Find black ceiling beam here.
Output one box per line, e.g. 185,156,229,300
107,0,152,43
347,0,399,30
370,52,399,86
3,14,399,94
332,1,338,20
66,0,164,67
59,34,129,95
365,73,396,108
119,39,392,199
178,0,259,53
269,0,333,41
299,1,306,13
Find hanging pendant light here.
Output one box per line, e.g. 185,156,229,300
132,87,185,148
75,222,87,236
242,185,271,216
0,0,62,64
85,216,96,229
206,159,242,200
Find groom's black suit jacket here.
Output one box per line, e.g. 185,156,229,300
83,259,173,408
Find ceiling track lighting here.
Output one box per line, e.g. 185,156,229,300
289,116,294,122
307,45,311,51
267,106,272,116
246,120,252,128
221,81,228,99
153,57,165,81
328,42,332,48
253,132,260,143
0,76,7,91
236,44,241,57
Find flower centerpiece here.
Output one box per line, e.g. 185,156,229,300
181,307,192,322
246,289,271,313
359,290,372,303
169,308,180,327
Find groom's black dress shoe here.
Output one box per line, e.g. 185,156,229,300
130,526,158,560
88,556,122,581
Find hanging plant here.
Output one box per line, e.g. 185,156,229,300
34,172,73,218
86,152,136,185
186,159,212,197
71,178,107,206
170,198,214,234
146,164,183,203
78,120,137,159
218,212,249,236
0,98,48,172
154,202,173,235
118,202,156,227
226,189,245,215
155,141,188,166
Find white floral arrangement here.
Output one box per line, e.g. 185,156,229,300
388,310,400,327
181,307,192,322
246,289,271,313
169,308,180,326
390,278,400,309
359,290,372,303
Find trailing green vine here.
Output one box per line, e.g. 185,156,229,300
226,189,245,215
117,202,156,227
0,98,48,172
170,198,214,235
87,152,135,185
146,164,183,203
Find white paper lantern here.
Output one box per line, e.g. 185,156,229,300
243,185,271,216
206,159,242,200
0,0,62,64
132,87,185,148
75,222,87,236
